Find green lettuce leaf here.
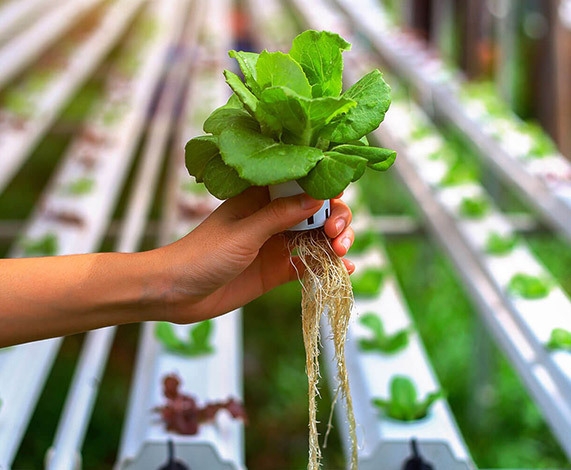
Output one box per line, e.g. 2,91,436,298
330,144,396,170
203,106,259,135
184,135,219,182
224,69,260,117
298,151,367,199
321,69,391,142
218,125,323,185
289,30,350,97
202,154,250,199
228,50,261,96
256,50,312,98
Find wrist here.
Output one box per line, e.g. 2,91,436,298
134,244,203,323
83,252,159,324
121,249,177,323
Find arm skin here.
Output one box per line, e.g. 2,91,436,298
0,187,354,347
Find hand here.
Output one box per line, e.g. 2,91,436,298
0,187,354,346
151,186,355,324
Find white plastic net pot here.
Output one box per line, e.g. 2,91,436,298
269,181,331,231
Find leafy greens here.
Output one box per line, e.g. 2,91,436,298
155,320,214,357
358,312,410,354
372,375,444,422
185,30,395,200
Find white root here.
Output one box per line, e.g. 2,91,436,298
289,229,357,470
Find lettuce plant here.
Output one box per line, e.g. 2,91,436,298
458,195,490,219
19,233,58,256
61,177,95,196
185,30,395,200
351,266,389,297
546,328,571,352
484,231,519,256
439,159,479,187
348,230,379,254
372,375,444,422
155,320,214,356
507,273,552,300
358,312,410,354
154,373,246,435
184,30,396,470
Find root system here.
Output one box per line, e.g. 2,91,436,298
289,229,357,470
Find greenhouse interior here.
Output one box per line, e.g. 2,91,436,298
1,0,571,469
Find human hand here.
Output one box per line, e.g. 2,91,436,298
150,186,354,324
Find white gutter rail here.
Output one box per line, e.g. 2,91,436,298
0,0,54,46
0,1,184,467
0,0,145,194
45,1,193,468
0,0,103,90
333,0,571,242
378,96,571,458
281,0,475,468
320,189,475,469
116,1,246,469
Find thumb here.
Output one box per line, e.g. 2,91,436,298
240,193,324,245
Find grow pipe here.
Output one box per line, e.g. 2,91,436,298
318,187,473,468
116,1,245,469
0,1,183,467
279,1,474,468
311,0,571,454
0,0,145,194
332,0,571,243
0,0,54,46
0,0,103,90
320,242,474,469
45,3,194,468
373,124,571,459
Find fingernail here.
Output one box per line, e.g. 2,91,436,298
341,236,352,252
335,218,346,234
345,259,355,274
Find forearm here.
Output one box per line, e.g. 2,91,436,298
0,189,354,347
0,251,165,347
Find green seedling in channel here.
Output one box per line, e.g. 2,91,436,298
458,195,490,219
155,320,214,357
358,312,410,354
351,266,389,297
507,273,553,300
19,233,58,257
61,177,95,196
546,328,571,352
484,231,519,256
372,375,444,422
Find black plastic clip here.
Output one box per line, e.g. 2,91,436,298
402,438,435,470
158,439,190,470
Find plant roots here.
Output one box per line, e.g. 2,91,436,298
289,229,357,470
